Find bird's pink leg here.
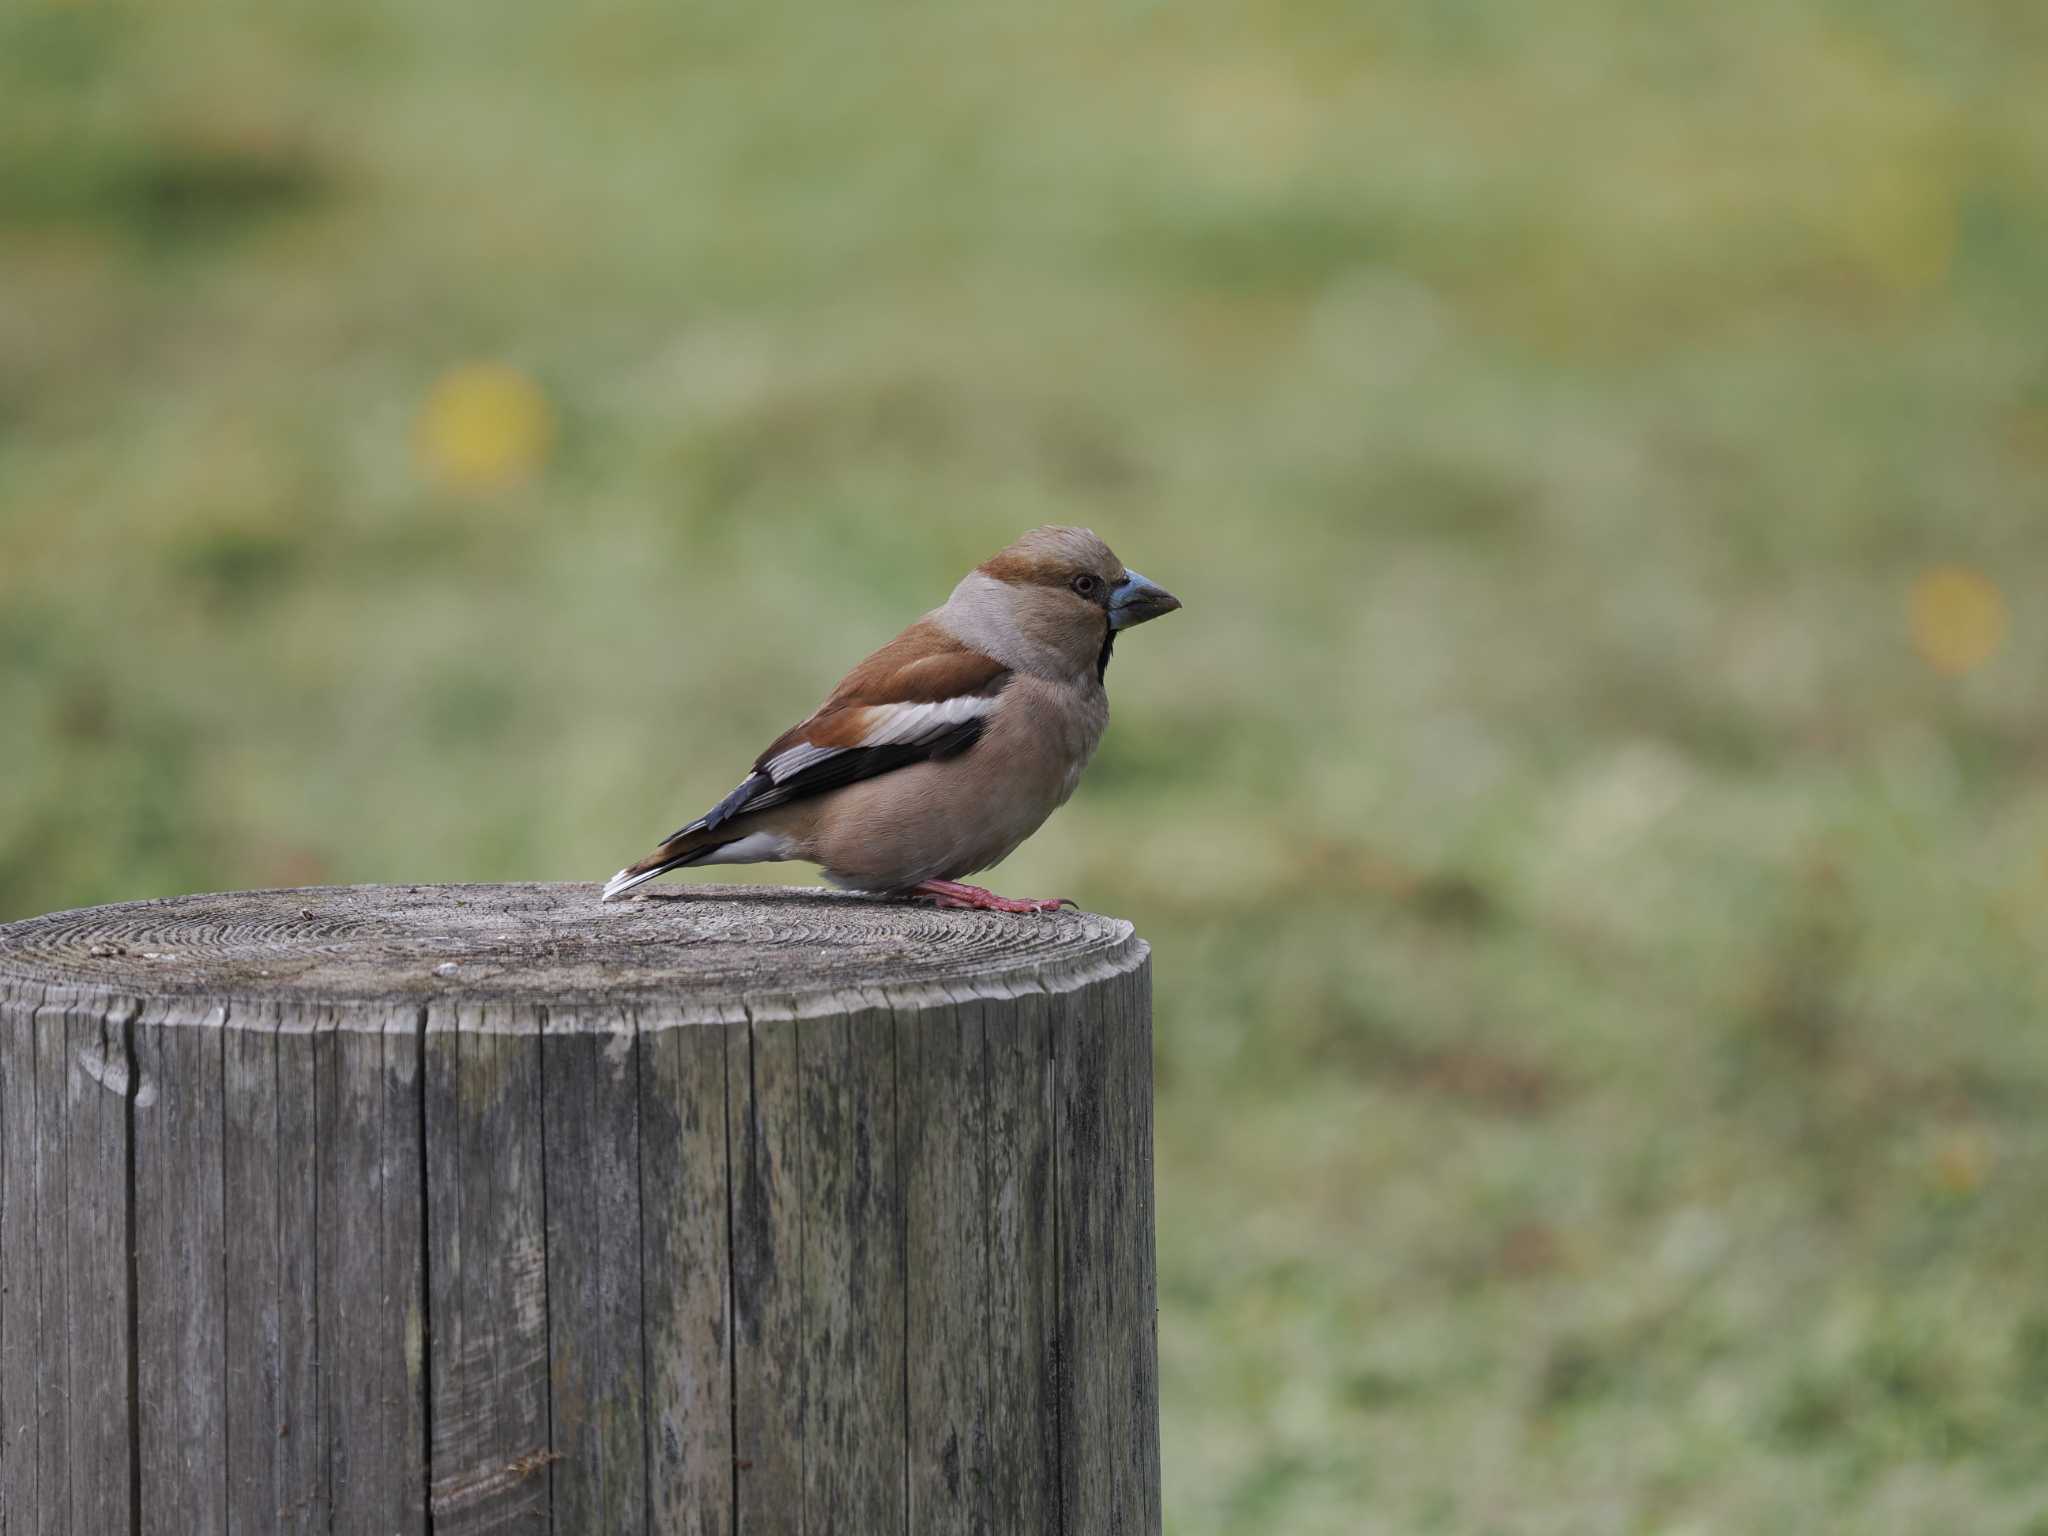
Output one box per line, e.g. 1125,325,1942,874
905,880,1077,914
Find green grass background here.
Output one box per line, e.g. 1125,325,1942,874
5,0,2048,1528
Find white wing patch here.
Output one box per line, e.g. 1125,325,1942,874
761,742,838,783
762,695,997,783
856,694,994,746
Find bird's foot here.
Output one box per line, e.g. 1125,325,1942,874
905,880,1077,914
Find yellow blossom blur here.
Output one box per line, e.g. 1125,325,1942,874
1933,1128,1991,1195
1908,564,2007,677
414,363,554,494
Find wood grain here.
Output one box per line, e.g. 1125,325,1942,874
800,1002,904,1536
0,883,1157,1536
0,983,136,1536
221,1001,324,1535
638,1012,735,1536
729,1008,805,1535
320,1007,429,1535
1054,980,1115,1532
71,994,139,1536
542,1005,648,1533
985,988,1059,1536
134,997,229,1536
0,982,42,1526
426,1002,550,1534
904,989,993,1536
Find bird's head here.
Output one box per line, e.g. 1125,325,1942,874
948,525,1181,681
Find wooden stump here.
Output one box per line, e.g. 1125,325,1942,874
0,883,1159,1535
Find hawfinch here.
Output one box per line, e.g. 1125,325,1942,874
602,526,1180,911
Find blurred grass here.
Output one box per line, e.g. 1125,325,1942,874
5,0,2048,1529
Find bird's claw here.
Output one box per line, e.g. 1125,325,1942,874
906,881,1076,914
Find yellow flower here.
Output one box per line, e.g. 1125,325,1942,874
1933,1129,1990,1196
415,363,554,494
1908,565,2006,677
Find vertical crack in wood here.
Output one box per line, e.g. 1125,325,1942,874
271,1010,283,1528
724,1019,740,1536
0,1001,5,1522
24,985,47,1532
1101,991,1116,1536
218,1004,233,1518
65,1006,75,1531
377,1015,391,1527
977,998,995,1536
0,1000,5,1523
0,992,8,1530
536,1009,556,1532
317,1015,332,1526
1048,996,1065,1536
382,1015,397,1531
123,1003,141,1536
70,1005,85,1529
896,1005,910,1536
632,1010,653,1535
27,985,50,1533
415,1006,435,1535
795,1010,806,1536
0,985,21,1532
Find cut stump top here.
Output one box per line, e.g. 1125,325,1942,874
0,882,1144,1024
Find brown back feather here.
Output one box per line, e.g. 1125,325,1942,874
754,620,1008,765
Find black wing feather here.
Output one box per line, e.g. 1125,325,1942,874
661,716,988,845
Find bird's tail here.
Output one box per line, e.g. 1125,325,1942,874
600,824,722,902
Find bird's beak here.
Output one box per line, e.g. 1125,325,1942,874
1108,570,1181,630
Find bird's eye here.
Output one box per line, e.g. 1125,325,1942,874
1071,573,1100,598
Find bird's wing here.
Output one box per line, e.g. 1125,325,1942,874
662,621,1011,842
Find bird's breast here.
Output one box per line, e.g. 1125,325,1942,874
803,676,1106,888
1000,673,1108,805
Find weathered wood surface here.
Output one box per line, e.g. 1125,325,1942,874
0,882,1157,1535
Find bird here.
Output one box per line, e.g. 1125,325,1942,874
602,525,1181,912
